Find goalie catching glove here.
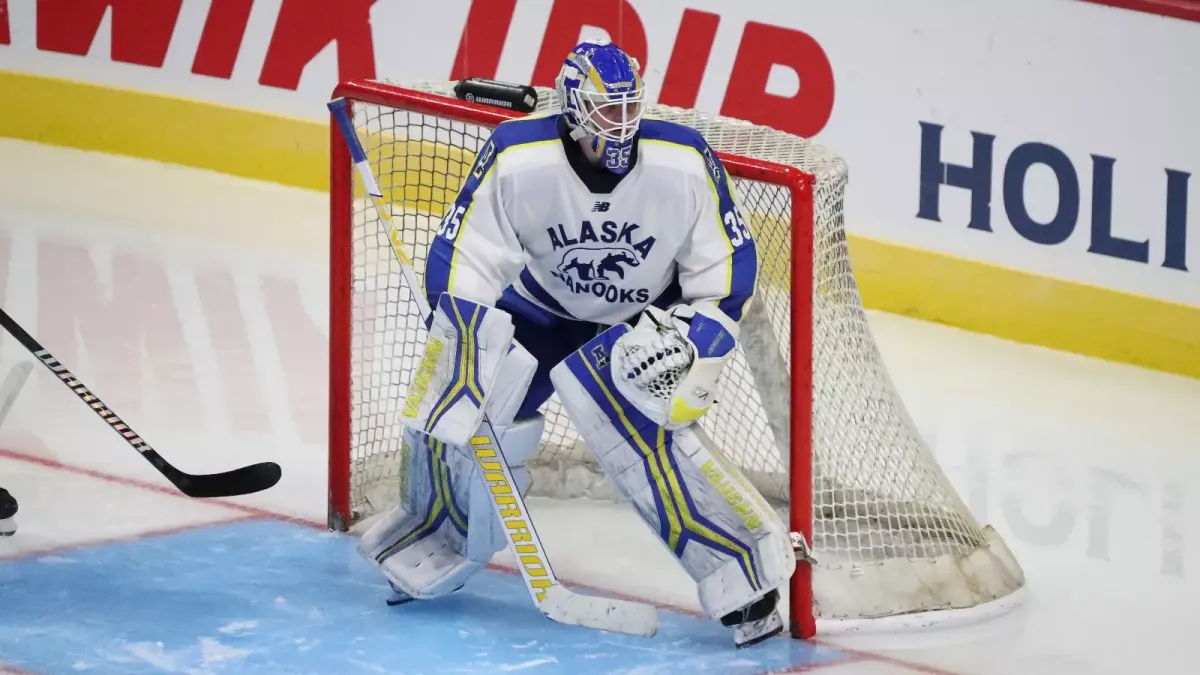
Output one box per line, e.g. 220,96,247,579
612,302,739,430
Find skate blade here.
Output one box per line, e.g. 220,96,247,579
734,609,784,648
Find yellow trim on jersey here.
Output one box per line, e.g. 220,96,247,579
579,354,761,590
640,138,738,305
444,183,483,296
443,137,560,296
725,171,757,316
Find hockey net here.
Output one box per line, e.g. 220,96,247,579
328,80,1025,637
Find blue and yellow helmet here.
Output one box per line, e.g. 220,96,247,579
555,39,645,175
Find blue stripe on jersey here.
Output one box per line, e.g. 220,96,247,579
498,285,558,327
638,120,759,321
517,267,572,318
425,115,563,309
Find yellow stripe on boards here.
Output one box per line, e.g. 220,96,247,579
0,71,327,190
2,72,1194,382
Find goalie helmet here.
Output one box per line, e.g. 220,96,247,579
555,39,644,175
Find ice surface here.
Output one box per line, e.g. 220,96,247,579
0,139,1195,674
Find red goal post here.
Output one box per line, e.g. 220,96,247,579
327,79,1024,640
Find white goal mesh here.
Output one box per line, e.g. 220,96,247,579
330,80,1025,627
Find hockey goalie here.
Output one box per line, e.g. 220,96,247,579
356,39,796,647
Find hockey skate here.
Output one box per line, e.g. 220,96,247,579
385,580,466,607
0,487,17,536
722,589,784,648
386,581,415,606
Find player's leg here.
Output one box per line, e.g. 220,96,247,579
358,417,546,605
549,319,796,648
0,486,16,536
358,292,599,604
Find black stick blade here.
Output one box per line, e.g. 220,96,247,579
0,306,284,500
157,456,283,498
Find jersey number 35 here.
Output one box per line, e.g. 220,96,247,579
438,205,467,241
724,209,752,248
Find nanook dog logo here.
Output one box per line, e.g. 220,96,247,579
548,220,656,303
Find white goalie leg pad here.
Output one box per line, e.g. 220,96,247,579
464,414,545,558
396,293,515,447
613,303,739,430
549,324,795,622
357,426,481,599
358,340,541,599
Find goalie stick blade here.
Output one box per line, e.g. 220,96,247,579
156,456,283,498
539,584,659,638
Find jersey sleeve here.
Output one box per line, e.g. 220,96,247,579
674,142,759,322
424,132,526,310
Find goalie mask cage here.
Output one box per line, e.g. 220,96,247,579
328,79,1025,638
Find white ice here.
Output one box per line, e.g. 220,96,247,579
0,138,1196,674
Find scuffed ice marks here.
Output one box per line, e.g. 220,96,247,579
442,656,561,673
215,621,259,636
498,658,559,671
91,637,252,674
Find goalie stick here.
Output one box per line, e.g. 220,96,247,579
0,306,282,499
329,97,659,638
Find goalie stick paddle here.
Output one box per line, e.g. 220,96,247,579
0,306,282,499
329,98,659,637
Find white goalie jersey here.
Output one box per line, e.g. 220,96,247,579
424,113,759,326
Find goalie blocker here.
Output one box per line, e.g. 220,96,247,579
550,313,796,647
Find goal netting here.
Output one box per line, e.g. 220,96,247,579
328,79,1025,635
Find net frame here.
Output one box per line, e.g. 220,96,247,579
327,79,1023,640
328,79,816,636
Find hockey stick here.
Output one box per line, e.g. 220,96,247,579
0,360,32,428
329,98,658,637
0,306,282,498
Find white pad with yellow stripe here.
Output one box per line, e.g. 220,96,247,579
357,417,544,600
550,324,795,621
358,334,541,600
396,294,515,448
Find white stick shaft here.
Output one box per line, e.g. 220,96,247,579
350,159,434,322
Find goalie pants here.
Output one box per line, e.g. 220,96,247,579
497,282,681,420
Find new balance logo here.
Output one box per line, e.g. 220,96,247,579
592,201,611,212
